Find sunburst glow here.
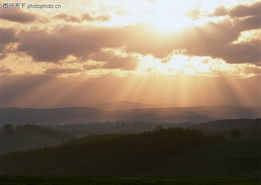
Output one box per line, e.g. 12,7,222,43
0,0,260,108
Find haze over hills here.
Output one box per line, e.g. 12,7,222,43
94,101,149,111
0,104,260,126
0,107,102,126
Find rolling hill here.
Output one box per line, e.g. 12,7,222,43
0,119,260,177
0,125,74,154
145,140,261,177
0,128,224,176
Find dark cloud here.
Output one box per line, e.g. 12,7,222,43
102,56,137,70
212,2,261,34
0,8,36,23
229,2,261,17
54,13,80,22
17,26,127,62
16,25,162,62
54,13,110,22
181,20,261,65
174,20,261,64
234,15,261,31
82,13,110,22
0,28,16,46
89,50,138,70
203,2,261,65
213,2,261,18
44,68,82,74
83,64,101,70
0,28,16,59
213,6,228,16
212,3,261,32
211,41,261,64
15,17,261,65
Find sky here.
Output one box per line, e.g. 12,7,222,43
0,0,260,108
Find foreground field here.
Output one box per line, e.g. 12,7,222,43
144,140,261,177
0,176,260,185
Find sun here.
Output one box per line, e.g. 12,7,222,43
118,0,225,32
145,1,195,32
103,0,222,32
148,11,193,32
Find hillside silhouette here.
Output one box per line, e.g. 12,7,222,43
0,125,74,154
0,119,260,177
0,128,224,176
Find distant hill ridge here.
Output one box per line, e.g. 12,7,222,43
0,105,260,126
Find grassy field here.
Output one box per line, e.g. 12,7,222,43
0,176,260,185
141,140,261,177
